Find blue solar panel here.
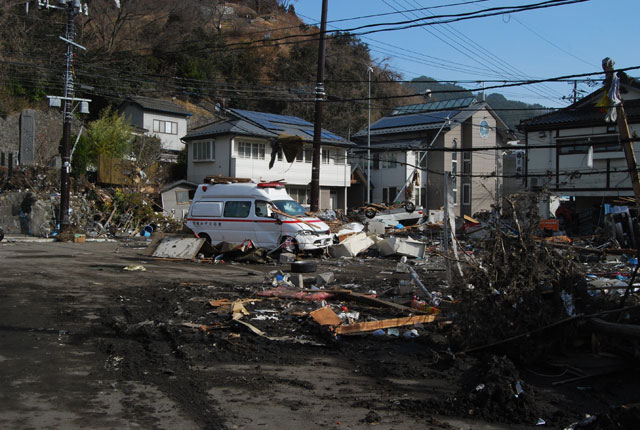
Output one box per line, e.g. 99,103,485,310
231,109,312,131
301,129,344,141
371,110,456,130
391,97,476,116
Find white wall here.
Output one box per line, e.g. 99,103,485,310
143,112,188,152
187,135,351,189
527,124,640,197
369,151,408,204
187,136,232,183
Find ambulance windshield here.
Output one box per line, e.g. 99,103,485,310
273,200,307,217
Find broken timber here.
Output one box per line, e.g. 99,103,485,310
334,315,436,335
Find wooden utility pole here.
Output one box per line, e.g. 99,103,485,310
602,58,640,212
310,0,328,212
616,104,640,212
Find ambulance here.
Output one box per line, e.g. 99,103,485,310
185,182,332,251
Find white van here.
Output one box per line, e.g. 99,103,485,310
185,182,332,251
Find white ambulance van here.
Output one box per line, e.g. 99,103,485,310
185,182,332,251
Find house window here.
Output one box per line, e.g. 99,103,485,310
451,139,458,161
192,141,214,161
153,119,178,135
462,183,471,205
304,146,313,163
223,201,251,218
296,147,304,162
373,153,380,170
287,186,309,205
175,190,190,205
383,153,397,168
237,141,265,160
462,149,471,174
382,188,388,204
334,150,345,165
557,135,621,155
417,151,427,168
322,148,331,164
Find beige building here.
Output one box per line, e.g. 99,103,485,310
352,97,513,218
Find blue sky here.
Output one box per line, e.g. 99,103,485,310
292,0,639,108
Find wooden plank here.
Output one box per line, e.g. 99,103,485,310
310,306,342,326
332,289,424,314
335,315,436,335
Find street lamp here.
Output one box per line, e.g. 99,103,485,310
367,66,373,204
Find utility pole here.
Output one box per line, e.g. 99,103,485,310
59,1,78,232
367,66,372,204
601,58,640,213
36,0,96,233
309,0,328,212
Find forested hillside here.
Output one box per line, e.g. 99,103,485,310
0,0,555,137
0,0,414,136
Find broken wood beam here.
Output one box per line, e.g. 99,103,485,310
334,315,436,335
329,289,432,314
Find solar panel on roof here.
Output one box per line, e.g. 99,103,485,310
390,97,476,116
371,110,456,130
301,129,344,141
231,109,313,130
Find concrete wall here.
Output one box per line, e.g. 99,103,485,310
0,109,77,168
468,110,500,216
0,191,52,235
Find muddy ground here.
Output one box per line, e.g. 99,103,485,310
0,239,638,429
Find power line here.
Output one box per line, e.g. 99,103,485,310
385,0,567,104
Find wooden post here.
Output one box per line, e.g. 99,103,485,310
616,103,640,212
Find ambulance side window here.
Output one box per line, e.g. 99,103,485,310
223,201,251,218
255,200,270,218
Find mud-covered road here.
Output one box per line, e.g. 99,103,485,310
0,239,638,429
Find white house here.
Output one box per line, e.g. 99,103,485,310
519,76,640,219
182,109,354,211
351,97,513,218
119,96,192,162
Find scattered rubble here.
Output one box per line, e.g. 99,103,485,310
2,168,639,428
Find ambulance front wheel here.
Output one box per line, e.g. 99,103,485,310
199,233,212,244
280,236,298,253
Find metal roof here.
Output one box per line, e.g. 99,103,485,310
520,96,640,131
229,108,313,130
352,139,426,151
391,97,476,115
184,109,353,146
184,119,276,140
353,109,455,137
126,96,191,116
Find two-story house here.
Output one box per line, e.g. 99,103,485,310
519,78,640,219
182,109,353,211
119,96,192,162
351,97,512,217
